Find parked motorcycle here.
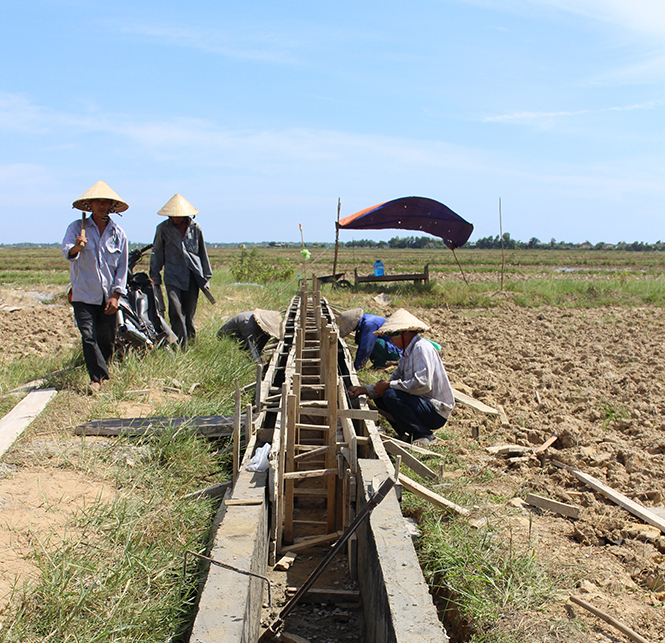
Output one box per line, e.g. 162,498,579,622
115,244,178,352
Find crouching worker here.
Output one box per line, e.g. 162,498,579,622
62,181,129,393
347,309,454,447
217,309,283,362
337,307,401,370
149,194,212,350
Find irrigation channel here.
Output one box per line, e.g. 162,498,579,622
189,279,448,643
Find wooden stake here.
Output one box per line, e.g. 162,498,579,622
233,378,241,481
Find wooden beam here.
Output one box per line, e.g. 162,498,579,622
553,460,665,533
525,492,580,519
383,438,436,480
0,388,57,459
398,473,469,516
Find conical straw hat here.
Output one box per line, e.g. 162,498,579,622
157,193,199,217
373,308,429,335
254,309,283,339
72,181,129,213
336,308,363,338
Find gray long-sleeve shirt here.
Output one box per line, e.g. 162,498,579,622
149,218,212,290
366,334,455,419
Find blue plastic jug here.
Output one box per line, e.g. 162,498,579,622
374,260,384,276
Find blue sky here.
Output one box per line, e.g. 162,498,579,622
1,0,664,245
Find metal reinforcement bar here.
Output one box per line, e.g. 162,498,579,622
190,277,448,642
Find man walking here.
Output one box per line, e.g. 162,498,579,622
150,194,212,349
62,181,129,392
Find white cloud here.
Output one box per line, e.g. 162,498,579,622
483,100,660,127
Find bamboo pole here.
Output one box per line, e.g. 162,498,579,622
332,197,341,282
569,596,651,643
499,197,505,291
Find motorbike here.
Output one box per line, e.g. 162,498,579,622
115,244,178,352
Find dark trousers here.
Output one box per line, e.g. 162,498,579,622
166,273,199,349
374,388,447,441
73,301,117,383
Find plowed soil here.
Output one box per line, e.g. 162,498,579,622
1,284,665,642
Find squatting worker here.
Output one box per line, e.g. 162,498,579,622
347,308,454,447
217,310,283,362
62,181,129,393
149,194,212,350
337,307,401,370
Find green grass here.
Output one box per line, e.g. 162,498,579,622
1,428,222,643
0,278,298,642
418,516,560,642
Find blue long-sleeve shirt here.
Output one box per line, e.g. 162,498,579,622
354,313,401,370
62,217,128,304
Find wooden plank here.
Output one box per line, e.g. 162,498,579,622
225,498,263,506
525,492,580,519
294,445,329,462
383,439,436,480
486,444,533,456
380,434,448,460
75,414,234,437
299,406,378,421
281,531,344,553
553,460,665,533
284,468,338,480
0,388,57,458
295,423,328,431
325,326,338,534
398,473,469,516
452,389,498,415
338,378,358,474
284,392,297,543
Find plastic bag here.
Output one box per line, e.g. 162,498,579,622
246,442,272,472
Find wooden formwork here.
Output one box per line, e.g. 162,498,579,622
192,278,448,642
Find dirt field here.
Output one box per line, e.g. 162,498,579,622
1,280,665,641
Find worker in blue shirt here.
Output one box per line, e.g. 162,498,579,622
337,308,401,371
62,181,129,392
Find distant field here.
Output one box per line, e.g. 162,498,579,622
3,246,665,307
